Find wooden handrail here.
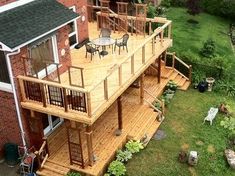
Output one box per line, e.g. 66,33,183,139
144,98,162,115
41,154,48,168
143,88,165,114
38,141,46,155
17,75,88,93
175,56,190,69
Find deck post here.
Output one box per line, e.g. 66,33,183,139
158,55,162,83
115,96,123,136
140,74,144,104
86,125,94,166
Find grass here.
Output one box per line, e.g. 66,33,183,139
165,7,235,69
126,89,235,176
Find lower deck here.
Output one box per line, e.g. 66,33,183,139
37,64,190,176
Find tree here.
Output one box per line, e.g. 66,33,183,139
186,0,201,16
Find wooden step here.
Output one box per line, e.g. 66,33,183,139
168,71,178,81
177,77,187,87
173,75,182,85
37,160,70,176
179,81,191,90
161,68,174,79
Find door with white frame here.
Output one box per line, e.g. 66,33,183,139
42,115,64,136
69,6,79,49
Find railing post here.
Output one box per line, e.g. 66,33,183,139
104,78,108,100
142,45,145,64
18,79,26,102
87,92,92,117
131,18,134,36
160,30,164,46
131,55,135,74
40,83,47,108
118,66,122,86
172,52,176,69
42,137,49,156
149,21,152,35
152,38,155,55
168,22,172,39
62,88,68,112
189,65,192,82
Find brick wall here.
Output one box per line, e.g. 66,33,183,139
0,91,21,159
0,0,16,6
58,0,89,43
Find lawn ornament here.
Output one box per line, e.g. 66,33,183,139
178,151,187,163
225,149,235,169
188,151,198,166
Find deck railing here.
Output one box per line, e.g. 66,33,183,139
35,137,49,170
18,19,172,122
165,52,192,82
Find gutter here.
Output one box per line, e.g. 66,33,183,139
5,49,27,151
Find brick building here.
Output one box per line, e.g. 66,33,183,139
0,0,89,159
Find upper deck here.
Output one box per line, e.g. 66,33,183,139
18,19,172,125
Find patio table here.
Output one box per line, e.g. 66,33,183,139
92,37,115,56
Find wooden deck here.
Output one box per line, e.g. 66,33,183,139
20,21,174,125
37,63,191,176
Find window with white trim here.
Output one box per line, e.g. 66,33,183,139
69,6,78,49
0,51,12,92
29,35,59,78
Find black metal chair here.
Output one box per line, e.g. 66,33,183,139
99,28,111,38
114,34,129,55
85,43,100,60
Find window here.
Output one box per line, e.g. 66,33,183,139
69,6,78,48
42,115,63,135
30,35,59,78
0,51,10,84
0,51,12,92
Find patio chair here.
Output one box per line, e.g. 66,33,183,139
114,34,129,55
99,28,111,38
85,43,100,60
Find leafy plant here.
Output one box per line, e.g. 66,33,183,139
220,117,235,135
153,101,162,111
166,80,178,91
186,0,201,16
116,149,132,162
213,80,235,97
107,160,126,176
125,140,144,154
66,172,81,176
161,0,172,8
200,38,216,58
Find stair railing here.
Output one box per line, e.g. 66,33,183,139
35,137,49,169
143,88,165,115
166,52,192,82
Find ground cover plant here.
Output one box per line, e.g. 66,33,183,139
126,89,235,175
164,7,235,74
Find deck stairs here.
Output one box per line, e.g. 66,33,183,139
160,61,191,91
36,159,70,176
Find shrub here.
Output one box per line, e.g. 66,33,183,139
161,0,172,8
221,117,235,136
213,80,235,97
116,150,132,162
66,172,81,176
166,80,178,91
125,140,144,154
200,38,216,58
186,0,201,16
107,160,126,176
171,0,186,7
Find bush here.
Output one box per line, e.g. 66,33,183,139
200,38,216,58
107,160,126,176
171,0,187,7
116,150,132,162
161,0,172,8
166,80,178,91
186,0,201,16
66,172,81,176
221,117,235,136
125,140,144,154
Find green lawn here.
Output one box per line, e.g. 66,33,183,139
126,89,235,176
165,7,235,70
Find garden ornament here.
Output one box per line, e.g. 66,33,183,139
188,151,198,166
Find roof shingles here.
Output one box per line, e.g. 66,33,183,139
0,0,79,49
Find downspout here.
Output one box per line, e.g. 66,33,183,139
5,49,27,150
